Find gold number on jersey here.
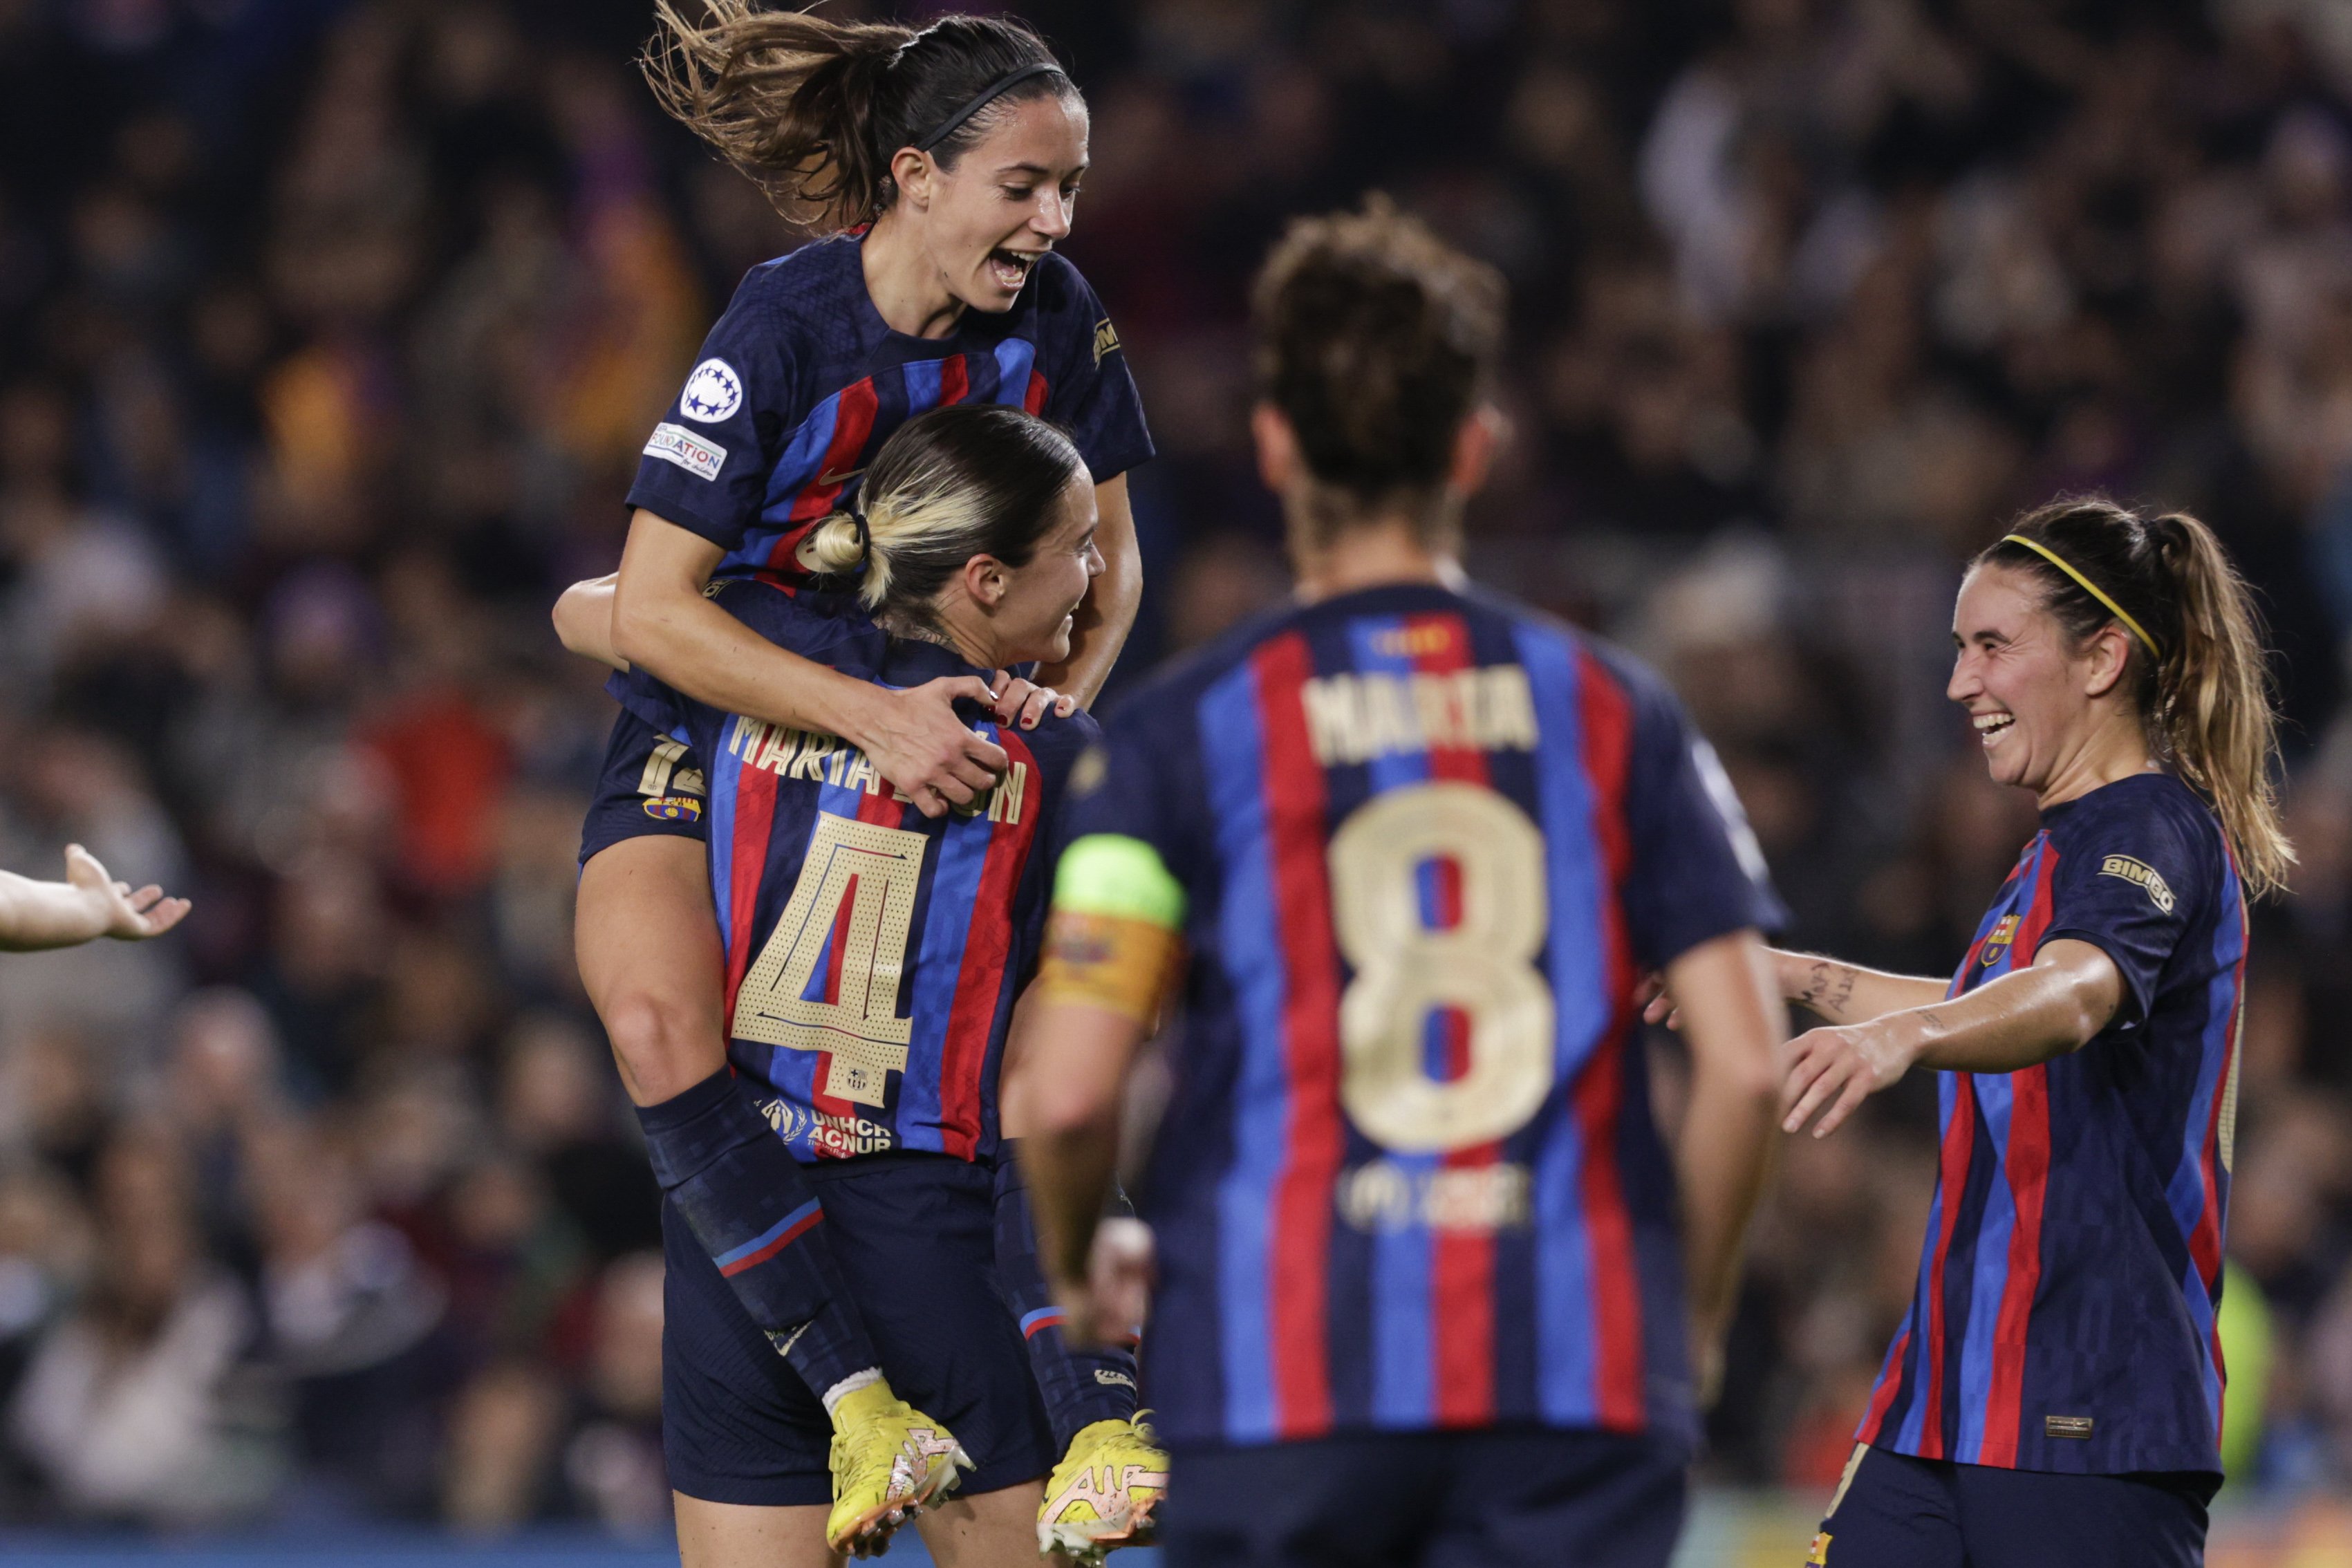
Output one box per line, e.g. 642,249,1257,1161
734,812,927,1106
1327,782,1556,1152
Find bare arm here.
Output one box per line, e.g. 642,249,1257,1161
0,846,191,951
1782,937,2123,1138
612,510,1006,816
1769,949,1948,1025
1007,998,1146,1338
552,574,623,671
1033,473,1139,708
1662,929,1787,1401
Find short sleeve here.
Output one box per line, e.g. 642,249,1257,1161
2040,799,2210,1029
1616,671,1788,970
625,274,800,552
1035,259,1154,485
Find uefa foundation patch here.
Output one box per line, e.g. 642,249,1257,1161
644,422,727,481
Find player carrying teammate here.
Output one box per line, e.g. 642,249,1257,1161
1006,201,1790,1567
552,6,1159,1556
1746,501,2286,1567
624,402,1153,1567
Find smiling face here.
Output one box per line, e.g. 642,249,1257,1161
967,469,1102,666
1948,562,2136,796
913,93,1089,313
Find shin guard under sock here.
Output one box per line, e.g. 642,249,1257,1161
635,1067,878,1399
991,1139,1143,1450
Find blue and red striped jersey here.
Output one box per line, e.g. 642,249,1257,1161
1057,583,1784,1449
626,233,1150,584
1858,772,2245,1477
632,581,1099,1166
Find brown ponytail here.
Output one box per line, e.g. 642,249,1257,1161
1978,499,2294,897
643,3,1076,232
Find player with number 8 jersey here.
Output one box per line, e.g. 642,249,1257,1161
1010,204,1791,1568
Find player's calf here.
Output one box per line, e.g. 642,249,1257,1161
991,1144,1146,1445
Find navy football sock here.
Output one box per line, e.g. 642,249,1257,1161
992,1140,1144,1450
635,1067,879,1403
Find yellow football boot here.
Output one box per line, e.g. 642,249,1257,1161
825,1379,972,1557
1035,1414,1170,1562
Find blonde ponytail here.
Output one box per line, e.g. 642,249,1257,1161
792,403,1083,619
2149,514,2295,897
798,512,888,600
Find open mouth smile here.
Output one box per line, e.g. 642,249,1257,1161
1972,711,2015,745
987,248,1043,290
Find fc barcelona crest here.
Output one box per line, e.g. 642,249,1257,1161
1979,913,2020,964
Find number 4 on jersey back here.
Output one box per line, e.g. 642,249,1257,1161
734,812,927,1106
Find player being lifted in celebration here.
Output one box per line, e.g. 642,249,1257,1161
550,6,1159,1557
1006,201,1789,1568
596,404,1157,1568
1737,501,2287,1568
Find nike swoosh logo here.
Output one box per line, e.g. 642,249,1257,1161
819,466,865,487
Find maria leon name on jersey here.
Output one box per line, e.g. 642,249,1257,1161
2098,853,2175,912
726,716,1029,825
1300,665,1539,767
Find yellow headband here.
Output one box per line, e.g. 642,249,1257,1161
2000,534,2162,660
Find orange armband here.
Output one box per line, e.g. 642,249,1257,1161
1038,835,1186,1025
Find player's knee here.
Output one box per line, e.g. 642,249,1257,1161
600,987,725,1105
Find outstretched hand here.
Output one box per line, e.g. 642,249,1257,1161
64,844,191,940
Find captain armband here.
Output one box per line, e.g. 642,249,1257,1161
1037,834,1187,1026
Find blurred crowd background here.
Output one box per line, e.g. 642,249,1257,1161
3,0,2352,1540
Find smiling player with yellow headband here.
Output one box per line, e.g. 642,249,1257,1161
1694,498,2289,1567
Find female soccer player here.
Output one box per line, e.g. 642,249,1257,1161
608,404,1154,1568
1759,501,2287,1567
550,5,1157,1555
1009,201,1789,1568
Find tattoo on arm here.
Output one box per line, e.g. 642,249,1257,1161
1798,960,1858,1019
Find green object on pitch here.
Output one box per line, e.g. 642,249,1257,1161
2216,1258,2272,1482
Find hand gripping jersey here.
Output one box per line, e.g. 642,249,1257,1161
619,583,1099,1166
1857,772,2246,1477
628,233,1152,584
1047,584,1784,1449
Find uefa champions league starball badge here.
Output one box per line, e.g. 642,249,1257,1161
680,358,744,422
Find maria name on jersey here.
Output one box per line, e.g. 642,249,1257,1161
1301,664,1539,767
725,716,1030,825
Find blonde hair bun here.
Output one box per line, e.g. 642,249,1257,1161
798,513,869,577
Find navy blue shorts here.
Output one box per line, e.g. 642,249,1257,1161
662,1152,1057,1506
1161,1427,1686,1568
1810,1445,2215,1568
579,706,708,867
